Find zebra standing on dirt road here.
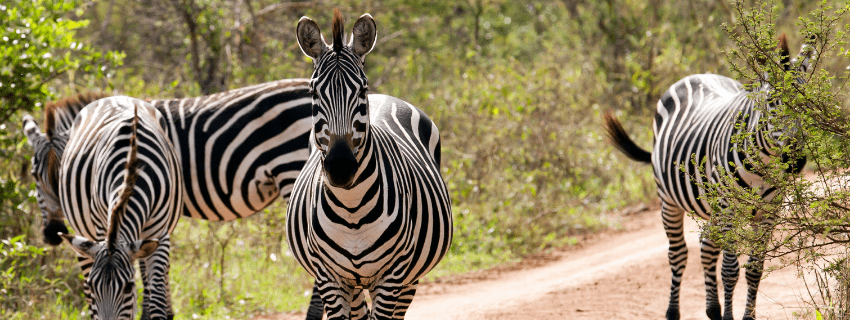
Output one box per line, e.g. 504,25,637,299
287,10,453,320
49,97,181,319
22,79,326,319
602,34,813,320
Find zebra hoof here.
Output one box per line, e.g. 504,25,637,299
706,304,721,320
666,308,680,320
742,316,755,320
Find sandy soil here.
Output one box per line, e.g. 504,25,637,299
258,206,814,320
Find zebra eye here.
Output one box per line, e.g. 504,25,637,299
358,87,368,99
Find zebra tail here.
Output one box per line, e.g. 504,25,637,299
106,104,143,250
602,111,652,164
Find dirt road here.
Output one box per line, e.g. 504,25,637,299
262,208,813,320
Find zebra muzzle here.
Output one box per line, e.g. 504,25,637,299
323,141,358,188
43,218,69,246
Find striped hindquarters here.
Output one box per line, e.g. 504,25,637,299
58,96,183,319
60,96,182,243
648,74,773,218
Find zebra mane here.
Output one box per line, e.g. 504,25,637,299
43,92,109,138
106,104,142,254
42,92,109,193
332,8,344,53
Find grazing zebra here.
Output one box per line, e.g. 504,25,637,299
23,79,325,318
603,34,812,320
23,93,110,246
287,10,452,320
58,97,182,319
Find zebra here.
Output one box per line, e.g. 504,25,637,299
23,92,110,246
286,9,453,320
57,97,182,319
602,34,812,320
22,79,325,318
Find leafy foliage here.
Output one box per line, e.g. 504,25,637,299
0,235,85,319
696,1,850,318
0,0,121,122
0,0,121,317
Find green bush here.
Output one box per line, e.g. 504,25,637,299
697,1,850,319
0,235,86,319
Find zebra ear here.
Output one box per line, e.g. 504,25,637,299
350,13,377,61
129,239,158,260
59,233,102,259
297,16,327,60
795,34,817,73
22,114,47,148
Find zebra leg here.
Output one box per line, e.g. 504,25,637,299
316,279,354,320
140,235,174,320
368,285,403,320
390,280,418,319
351,288,369,320
305,284,367,320
139,259,152,319
742,254,764,320
721,249,739,320
742,218,773,320
662,202,687,320
700,232,722,320
305,281,325,320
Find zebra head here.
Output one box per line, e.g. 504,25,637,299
759,34,815,170
22,114,68,246
758,33,817,93
296,9,377,188
792,34,817,74
60,234,158,320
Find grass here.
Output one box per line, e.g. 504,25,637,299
6,179,651,320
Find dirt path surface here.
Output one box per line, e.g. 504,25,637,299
261,208,813,320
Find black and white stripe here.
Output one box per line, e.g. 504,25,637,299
23,80,326,318
57,96,183,319
151,79,313,220
288,11,452,320
603,36,813,320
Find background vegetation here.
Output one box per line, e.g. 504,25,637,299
1,0,848,319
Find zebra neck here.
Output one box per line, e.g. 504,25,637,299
46,108,83,141
48,133,70,156
751,104,791,156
